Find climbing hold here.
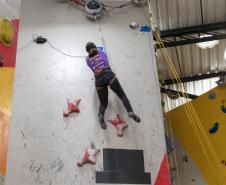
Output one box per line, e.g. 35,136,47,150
97,46,104,51
0,17,15,47
209,122,219,134
63,99,81,117
130,22,139,29
108,114,128,137
182,156,188,162
221,105,226,113
140,25,151,33
208,92,216,100
77,143,100,167
221,160,226,166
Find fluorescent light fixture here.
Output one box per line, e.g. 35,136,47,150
196,34,219,49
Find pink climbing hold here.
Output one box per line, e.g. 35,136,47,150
77,145,100,167
63,99,81,117
108,114,128,137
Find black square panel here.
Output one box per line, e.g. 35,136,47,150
96,171,151,184
103,149,117,171
117,149,131,172
98,148,151,184
131,150,145,172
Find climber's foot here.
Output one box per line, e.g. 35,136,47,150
128,112,141,123
99,116,107,129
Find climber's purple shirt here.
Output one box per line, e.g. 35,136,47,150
86,50,110,73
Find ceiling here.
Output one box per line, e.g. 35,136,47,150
150,0,226,80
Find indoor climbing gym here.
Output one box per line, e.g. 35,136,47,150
1,0,226,185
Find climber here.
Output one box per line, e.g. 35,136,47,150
85,42,141,129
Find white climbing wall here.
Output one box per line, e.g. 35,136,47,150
5,0,167,185
171,138,207,185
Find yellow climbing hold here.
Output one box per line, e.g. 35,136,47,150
0,17,15,47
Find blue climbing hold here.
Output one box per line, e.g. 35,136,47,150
221,105,226,113
97,46,105,51
140,25,151,33
209,122,219,134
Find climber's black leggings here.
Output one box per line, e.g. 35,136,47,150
95,70,133,117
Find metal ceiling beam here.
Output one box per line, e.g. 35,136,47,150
156,34,226,48
159,21,226,38
164,71,226,85
161,88,198,99
154,21,226,48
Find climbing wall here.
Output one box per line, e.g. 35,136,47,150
5,1,168,185
168,132,207,185
166,86,226,185
0,1,21,185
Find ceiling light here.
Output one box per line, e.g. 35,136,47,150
196,34,219,49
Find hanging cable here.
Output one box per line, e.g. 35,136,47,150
143,7,183,185
155,29,220,163
101,1,131,12
46,40,86,58
150,4,218,167
17,40,34,52
143,3,183,184
156,30,222,184
16,34,86,58
94,14,107,51
171,100,191,185
166,100,182,185
154,28,222,184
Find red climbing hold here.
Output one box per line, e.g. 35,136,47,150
63,99,81,117
77,146,100,167
108,114,128,137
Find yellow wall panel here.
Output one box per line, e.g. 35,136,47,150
166,86,226,185
0,68,15,113
0,68,14,176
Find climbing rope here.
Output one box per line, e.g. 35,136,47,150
145,0,223,183
165,99,182,185
153,29,222,183
94,15,106,52
154,26,222,185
